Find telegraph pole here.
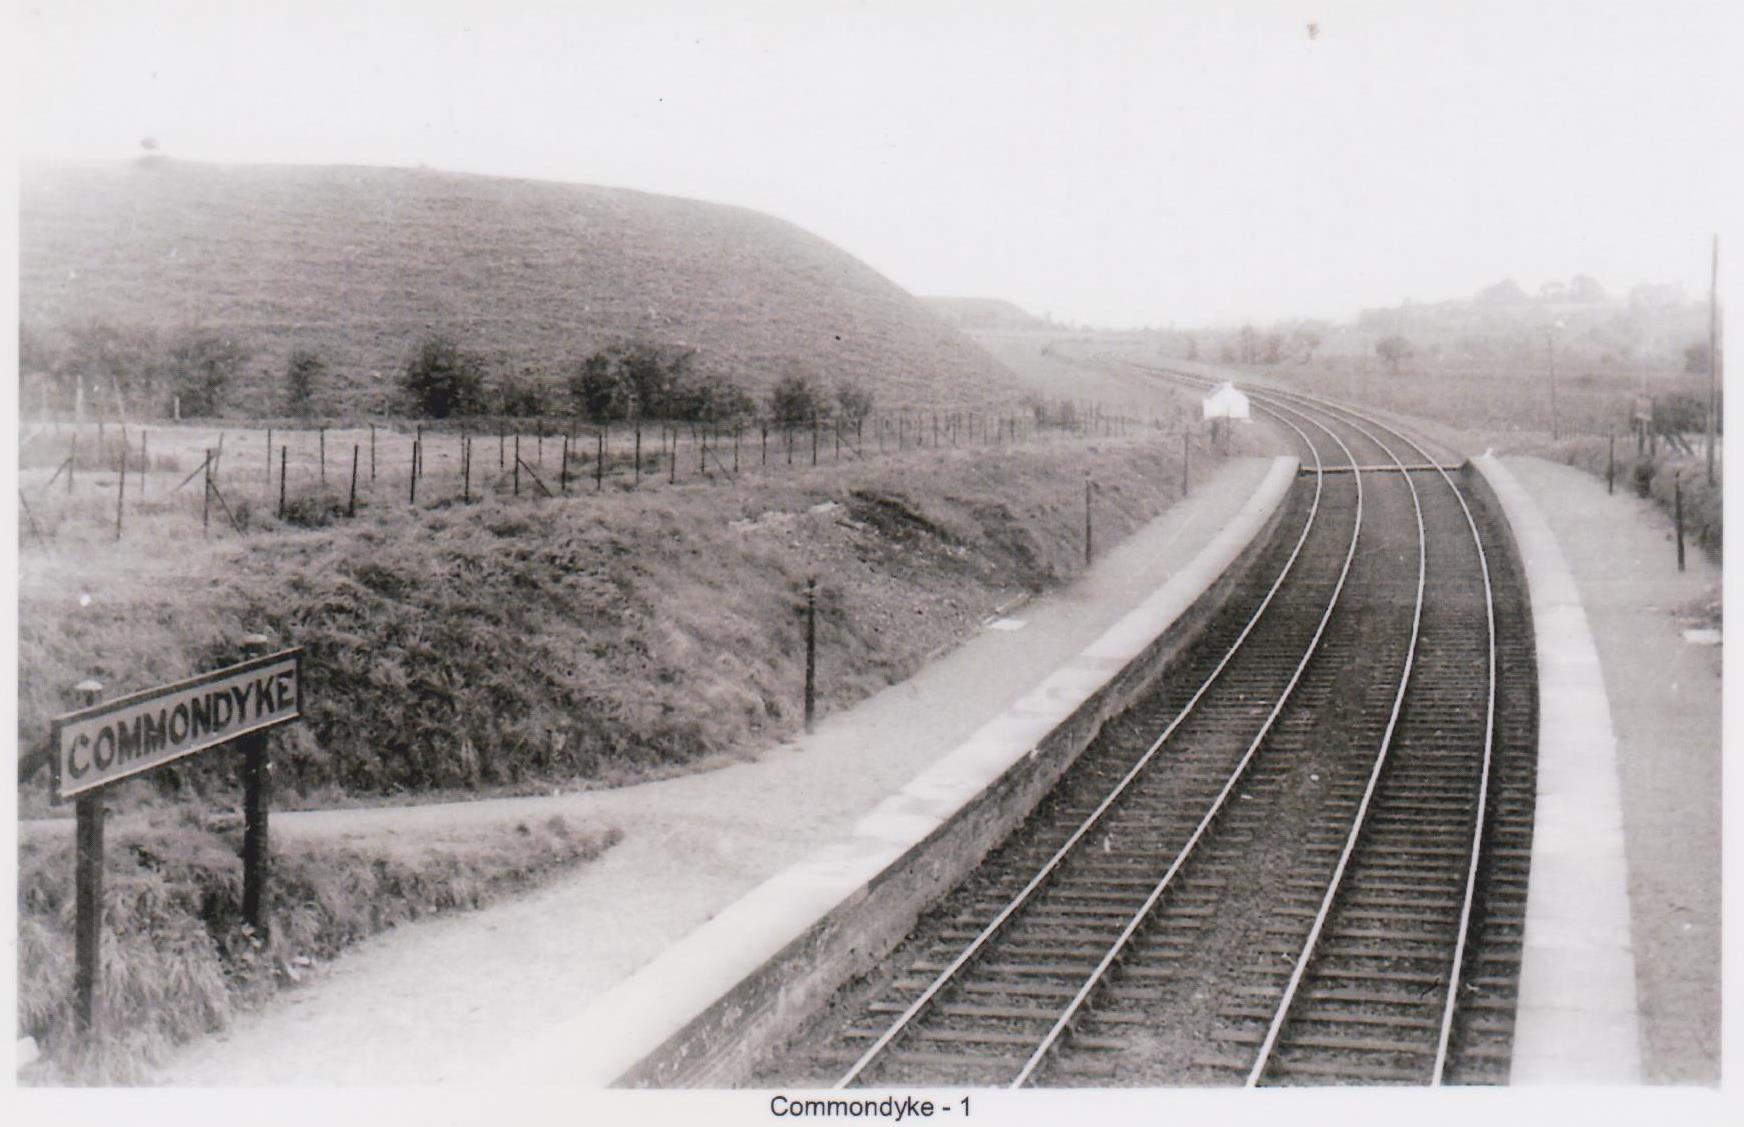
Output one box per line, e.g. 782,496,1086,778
1708,235,1720,485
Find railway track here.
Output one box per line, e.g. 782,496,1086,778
749,373,1536,1088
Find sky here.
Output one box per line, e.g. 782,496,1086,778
8,0,1742,327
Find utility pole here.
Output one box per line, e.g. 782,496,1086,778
1547,320,1564,441
1709,234,1720,485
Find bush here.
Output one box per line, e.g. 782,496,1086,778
285,348,324,417
164,328,251,416
494,369,550,416
836,381,875,428
401,335,488,418
280,489,348,528
769,370,823,424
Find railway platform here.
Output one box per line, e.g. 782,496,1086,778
1483,455,1720,1086
151,455,1294,1086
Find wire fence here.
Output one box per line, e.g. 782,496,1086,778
16,404,1175,545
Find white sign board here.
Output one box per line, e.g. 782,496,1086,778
52,649,303,800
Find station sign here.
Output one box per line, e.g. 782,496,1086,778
50,648,303,801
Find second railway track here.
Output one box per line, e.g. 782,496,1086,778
748,374,1537,1088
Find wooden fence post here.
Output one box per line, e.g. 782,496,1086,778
804,578,817,734
1084,476,1093,567
371,424,377,483
560,435,570,493
72,678,105,1037
348,446,359,517
202,448,212,535
1676,472,1686,572
597,429,605,492
238,633,273,933
513,435,521,496
635,422,643,487
319,427,326,484
1607,434,1616,495
278,446,287,519
410,441,419,505
115,448,126,539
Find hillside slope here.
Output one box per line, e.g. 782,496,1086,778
20,160,1023,415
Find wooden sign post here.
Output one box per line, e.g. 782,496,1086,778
47,641,304,1037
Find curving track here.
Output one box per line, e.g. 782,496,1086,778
749,371,1536,1088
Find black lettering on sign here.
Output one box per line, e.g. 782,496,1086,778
92,727,116,771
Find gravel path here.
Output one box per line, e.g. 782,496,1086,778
145,458,1275,1086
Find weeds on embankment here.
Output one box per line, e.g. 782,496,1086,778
16,813,619,1084
18,433,1240,812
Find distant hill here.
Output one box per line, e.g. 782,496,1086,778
923,297,1051,331
19,160,1025,416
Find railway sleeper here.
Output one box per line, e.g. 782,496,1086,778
1220,1007,1438,1031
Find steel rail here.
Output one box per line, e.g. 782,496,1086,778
1241,405,1427,1087
833,403,1349,1089
1246,384,1500,1084
1103,359,1504,1084
1006,401,1366,1087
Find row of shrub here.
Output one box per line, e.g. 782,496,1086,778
20,319,881,427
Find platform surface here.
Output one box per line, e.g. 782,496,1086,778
1496,456,1721,1086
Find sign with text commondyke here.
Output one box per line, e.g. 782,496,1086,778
51,649,303,801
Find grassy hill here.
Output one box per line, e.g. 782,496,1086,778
19,159,1025,416
923,296,1051,331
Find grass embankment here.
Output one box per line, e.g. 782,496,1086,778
18,434,1234,809
17,814,620,1084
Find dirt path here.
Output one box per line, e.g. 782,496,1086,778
142,457,1277,1085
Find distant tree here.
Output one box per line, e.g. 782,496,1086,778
494,369,549,416
566,341,699,421
569,350,629,422
1291,324,1324,363
1476,278,1530,305
1238,324,1258,363
1218,341,1237,364
1567,274,1608,304
1685,341,1712,375
285,347,325,416
401,334,487,418
163,328,250,416
769,370,823,425
835,381,875,429
1261,332,1286,365
1376,334,1414,374
1184,335,1199,361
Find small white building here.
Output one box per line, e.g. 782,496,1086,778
1201,382,1251,421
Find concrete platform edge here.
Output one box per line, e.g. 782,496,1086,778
1470,454,1644,1084
500,456,1299,1088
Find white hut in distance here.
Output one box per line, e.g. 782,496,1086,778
1201,382,1251,421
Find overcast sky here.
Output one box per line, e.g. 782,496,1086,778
11,0,1740,326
